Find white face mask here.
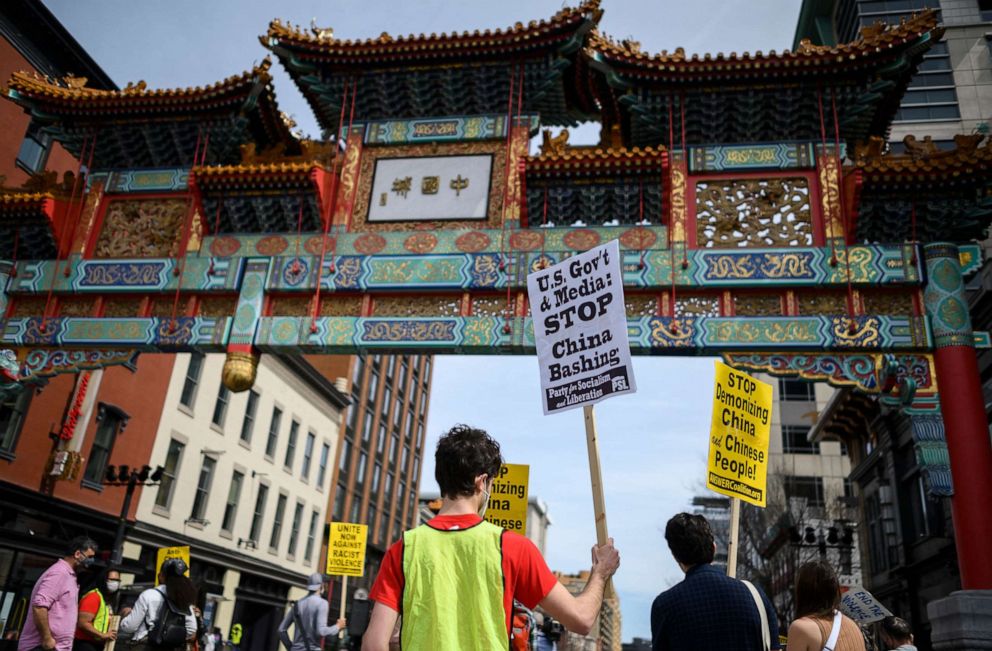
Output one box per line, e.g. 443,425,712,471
105,580,120,594
477,480,492,518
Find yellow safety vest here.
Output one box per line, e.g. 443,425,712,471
82,589,108,633
401,520,506,650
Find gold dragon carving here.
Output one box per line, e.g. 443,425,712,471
696,178,812,248
94,199,187,258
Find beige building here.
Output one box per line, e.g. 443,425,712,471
554,570,621,651
127,353,349,651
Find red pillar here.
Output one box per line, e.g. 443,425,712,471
933,346,992,588
925,243,992,589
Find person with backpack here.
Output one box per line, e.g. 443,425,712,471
117,558,196,651
276,574,345,651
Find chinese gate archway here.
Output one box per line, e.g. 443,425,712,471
3,4,992,591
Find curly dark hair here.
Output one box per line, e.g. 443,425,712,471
664,513,715,567
795,560,841,619
434,424,503,499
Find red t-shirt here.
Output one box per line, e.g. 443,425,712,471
74,591,102,641
369,514,557,632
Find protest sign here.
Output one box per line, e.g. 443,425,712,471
326,522,368,577
707,361,772,508
527,239,636,415
840,586,893,624
483,464,529,535
155,545,190,578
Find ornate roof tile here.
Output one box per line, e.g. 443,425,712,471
855,134,992,180
263,1,600,59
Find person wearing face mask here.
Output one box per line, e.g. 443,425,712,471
74,568,120,651
363,424,621,651
18,537,99,651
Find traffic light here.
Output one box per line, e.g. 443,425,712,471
118,464,130,481
137,465,152,482
150,465,165,482
105,466,118,483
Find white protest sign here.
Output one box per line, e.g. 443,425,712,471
527,239,636,414
839,586,893,624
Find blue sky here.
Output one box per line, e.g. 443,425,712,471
45,0,802,640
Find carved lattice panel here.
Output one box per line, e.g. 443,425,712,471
103,297,144,318
151,297,190,318
95,198,187,258
10,297,47,317
272,296,313,317
198,297,239,318
373,295,461,317
58,298,94,317
626,294,658,317
862,291,914,317
695,177,812,248
471,296,507,317
675,294,720,318
798,291,848,315
734,294,782,317
319,296,363,317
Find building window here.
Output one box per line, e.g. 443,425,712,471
339,437,352,474
284,420,300,471
779,378,814,401
316,442,330,488
389,434,399,463
189,456,217,523
372,463,382,493
240,390,259,443
221,470,244,533
304,509,320,562
0,388,32,458
382,388,392,419
180,353,204,409
384,472,394,501
301,431,316,480
369,371,379,403
782,425,818,454
864,492,888,572
82,404,129,487
349,496,361,523
352,355,365,394
154,439,185,510
287,501,305,558
265,407,283,458
982,0,992,21
270,493,288,551
362,412,373,445
401,446,410,475
333,482,346,521
368,504,378,540
249,484,269,543
16,122,52,174
212,385,230,428
784,476,825,509
357,452,368,485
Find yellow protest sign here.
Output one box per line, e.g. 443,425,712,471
707,361,772,507
155,546,190,578
483,464,529,535
326,522,368,577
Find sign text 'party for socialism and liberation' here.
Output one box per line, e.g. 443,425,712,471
527,239,636,415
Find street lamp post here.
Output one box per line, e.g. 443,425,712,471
103,464,163,565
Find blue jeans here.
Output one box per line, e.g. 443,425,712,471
535,633,557,651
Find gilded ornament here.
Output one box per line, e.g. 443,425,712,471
222,351,259,392
695,178,812,248
95,199,186,258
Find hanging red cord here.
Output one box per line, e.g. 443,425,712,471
311,76,357,332
830,88,857,332
207,195,223,276
817,86,838,268
41,132,93,331
290,194,305,277
503,63,524,335
909,200,918,265
679,92,688,270
168,126,206,332
498,64,517,274
638,179,646,269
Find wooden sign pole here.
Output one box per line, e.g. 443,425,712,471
338,575,348,639
583,405,613,598
727,496,741,578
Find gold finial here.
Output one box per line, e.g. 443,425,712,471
222,351,259,392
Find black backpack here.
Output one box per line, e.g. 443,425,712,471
148,592,189,650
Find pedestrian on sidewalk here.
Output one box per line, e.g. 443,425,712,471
73,567,120,651
362,424,620,651
651,513,780,651
786,560,865,651
277,574,345,651
18,537,98,651
878,616,916,651
117,558,196,651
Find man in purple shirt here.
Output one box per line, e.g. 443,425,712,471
18,537,97,651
